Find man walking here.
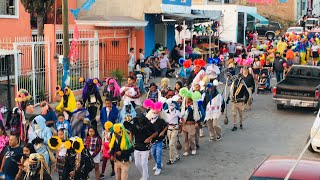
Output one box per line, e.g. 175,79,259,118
273,52,286,83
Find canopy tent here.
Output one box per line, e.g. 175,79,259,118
247,12,269,25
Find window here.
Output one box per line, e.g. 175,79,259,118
0,0,18,18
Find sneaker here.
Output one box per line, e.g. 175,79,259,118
110,171,115,177
175,157,180,161
209,138,215,141
219,82,223,84
191,150,197,155
216,136,222,141
183,152,189,156
167,160,175,165
153,165,157,171
175,73,179,79
240,124,243,129
232,126,237,131
154,168,161,176
99,174,105,178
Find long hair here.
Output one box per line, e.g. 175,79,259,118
24,153,52,180
87,126,101,139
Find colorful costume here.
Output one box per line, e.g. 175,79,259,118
56,86,77,114
70,108,90,139
80,78,103,129
293,40,309,65
103,78,121,106
118,100,137,124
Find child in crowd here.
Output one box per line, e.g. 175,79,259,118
56,113,72,137
85,127,102,180
135,59,142,75
144,64,152,85
100,121,115,178
56,128,69,180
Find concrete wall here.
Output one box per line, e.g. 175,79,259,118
0,1,31,39
77,0,162,20
313,0,320,17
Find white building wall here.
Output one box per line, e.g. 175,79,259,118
313,0,320,17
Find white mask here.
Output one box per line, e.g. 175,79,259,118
169,104,175,111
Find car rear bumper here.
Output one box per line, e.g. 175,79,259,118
273,98,318,108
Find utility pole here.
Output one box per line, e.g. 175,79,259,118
62,0,70,89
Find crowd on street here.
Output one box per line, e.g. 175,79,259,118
0,27,319,180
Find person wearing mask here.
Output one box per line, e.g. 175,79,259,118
109,124,133,180
18,153,52,180
203,81,225,141
118,101,137,125
227,75,250,131
273,52,286,82
40,101,58,135
120,76,141,108
0,134,23,180
242,67,255,111
129,116,158,180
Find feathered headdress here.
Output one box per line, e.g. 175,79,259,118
194,59,206,67
105,78,121,98
109,123,132,151
15,89,32,102
208,58,221,65
179,87,202,121
143,99,163,112
27,153,52,180
183,59,192,69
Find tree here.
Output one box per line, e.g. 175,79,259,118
21,0,54,36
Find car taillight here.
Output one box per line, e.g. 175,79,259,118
316,90,319,100
273,87,277,96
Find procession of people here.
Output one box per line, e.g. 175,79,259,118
0,27,319,180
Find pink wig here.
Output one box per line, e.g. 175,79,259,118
143,99,163,112
106,78,121,98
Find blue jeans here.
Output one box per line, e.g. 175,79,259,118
160,68,167,77
152,141,163,169
275,71,283,83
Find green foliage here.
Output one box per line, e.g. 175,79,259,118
21,0,54,16
111,69,124,86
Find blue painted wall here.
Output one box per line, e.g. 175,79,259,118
167,25,176,52
162,0,191,6
145,14,156,57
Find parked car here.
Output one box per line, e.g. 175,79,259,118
286,27,304,35
308,109,320,153
248,156,320,180
306,18,320,30
273,65,320,110
255,21,282,40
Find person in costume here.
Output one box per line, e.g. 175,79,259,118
12,89,32,142
31,136,51,168
187,59,206,87
118,100,137,125
161,97,181,165
20,153,52,180
206,58,221,83
277,37,287,56
179,88,202,156
55,128,70,180
80,78,103,130
28,115,52,146
120,76,141,108
227,74,250,131
109,123,134,180
6,107,23,138
15,143,37,180
293,38,309,65
40,101,58,135
101,122,115,178
70,100,90,139
56,86,77,118
160,78,171,97
203,81,225,141
193,83,206,141
100,98,119,129
143,99,168,176
62,136,93,180
128,116,158,180
103,78,121,106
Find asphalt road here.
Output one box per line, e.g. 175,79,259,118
50,77,318,180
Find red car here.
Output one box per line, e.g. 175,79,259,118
249,156,320,180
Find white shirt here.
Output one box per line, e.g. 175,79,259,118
311,45,319,52
160,58,169,69
165,109,181,127
140,53,145,62
128,53,135,67
205,94,223,120
206,65,220,79
144,67,152,76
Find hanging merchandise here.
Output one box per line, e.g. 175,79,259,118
68,24,80,66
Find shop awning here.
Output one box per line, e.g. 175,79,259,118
247,13,269,25
162,13,212,24
76,16,148,27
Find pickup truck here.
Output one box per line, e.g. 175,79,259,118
273,65,320,110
